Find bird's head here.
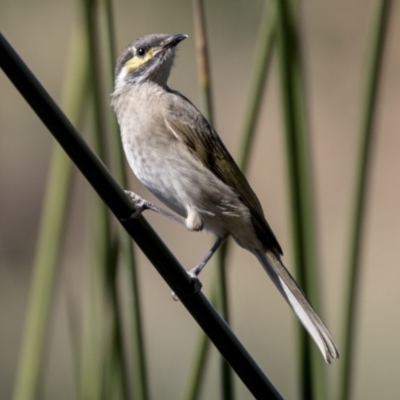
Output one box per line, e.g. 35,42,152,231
114,33,187,91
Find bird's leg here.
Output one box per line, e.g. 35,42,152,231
125,192,227,298
172,236,227,301
189,236,227,278
124,191,186,227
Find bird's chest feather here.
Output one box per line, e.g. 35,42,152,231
121,122,169,184
120,116,190,215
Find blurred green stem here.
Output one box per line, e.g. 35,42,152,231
291,3,327,399
184,2,276,399
192,0,234,399
102,0,150,398
238,2,276,172
339,2,392,400
12,28,89,400
275,0,325,398
184,334,211,400
80,0,113,399
192,0,214,124
103,238,131,400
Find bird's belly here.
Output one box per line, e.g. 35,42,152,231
123,133,260,247
124,150,186,217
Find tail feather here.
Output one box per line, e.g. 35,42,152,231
254,249,339,363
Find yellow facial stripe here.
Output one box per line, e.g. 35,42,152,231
125,47,155,72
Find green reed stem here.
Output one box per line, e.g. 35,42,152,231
102,0,150,398
184,2,276,399
80,0,113,398
192,0,214,124
191,1,234,399
238,2,276,172
184,334,211,400
338,2,392,400
275,0,326,398
291,3,327,399
11,27,89,400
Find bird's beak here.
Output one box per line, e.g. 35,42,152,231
161,34,188,50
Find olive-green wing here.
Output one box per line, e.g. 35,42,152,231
164,90,282,255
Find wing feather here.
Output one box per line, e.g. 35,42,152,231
164,89,282,255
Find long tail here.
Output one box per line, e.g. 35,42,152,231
254,249,339,363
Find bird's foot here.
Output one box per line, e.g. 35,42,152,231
122,191,150,220
171,269,202,301
124,190,187,227
171,237,227,301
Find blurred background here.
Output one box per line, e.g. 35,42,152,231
0,0,399,399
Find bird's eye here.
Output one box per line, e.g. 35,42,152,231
136,47,146,57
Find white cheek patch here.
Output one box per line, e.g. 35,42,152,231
116,66,128,86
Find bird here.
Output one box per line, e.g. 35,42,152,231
111,33,339,363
